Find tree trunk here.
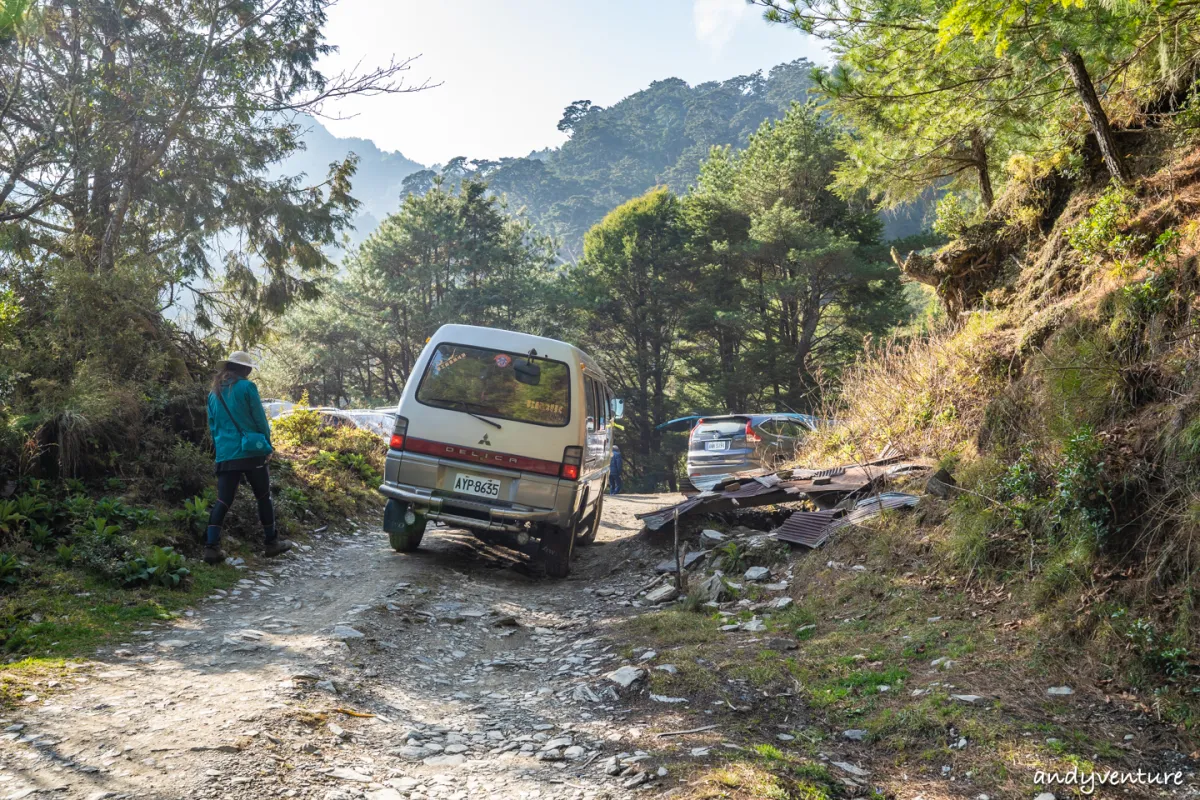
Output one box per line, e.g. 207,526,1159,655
1063,50,1130,184
970,130,994,210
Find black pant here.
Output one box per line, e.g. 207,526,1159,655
206,465,275,546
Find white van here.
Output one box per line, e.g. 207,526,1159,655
378,324,623,577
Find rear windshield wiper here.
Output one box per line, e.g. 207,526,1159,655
467,411,502,430
443,400,503,429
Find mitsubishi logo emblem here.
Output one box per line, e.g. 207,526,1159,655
478,434,491,446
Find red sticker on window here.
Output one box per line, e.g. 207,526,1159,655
494,354,512,368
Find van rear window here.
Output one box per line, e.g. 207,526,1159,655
415,343,571,427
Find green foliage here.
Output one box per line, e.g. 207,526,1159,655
70,527,131,581
83,517,121,540
762,0,1196,205
716,540,747,574
161,439,214,502
120,547,190,589
0,500,25,537
0,553,23,588
1050,426,1109,544
1112,610,1191,681
25,524,54,552
54,544,76,567
1067,183,1143,270
173,496,210,535
61,495,94,521
932,193,978,239
476,60,825,252
261,181,560,407
273,406,323,447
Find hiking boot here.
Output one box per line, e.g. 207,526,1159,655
264,538,293,558
202,546,227,565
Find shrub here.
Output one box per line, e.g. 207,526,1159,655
173,495,210,537
0,553,23,588
83,516,121,539
61,494,94,520
932,192,977,239
26,523,54,552
13,494,49,526
146,546,190,588
274,405,323,447
1050,426,1108,543
0,499,25,537
1067,182,1144,273
121,546,190,588
55,543,76,566
161,439,213,501
72,526,132,581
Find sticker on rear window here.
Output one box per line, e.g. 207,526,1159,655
494,353,512,368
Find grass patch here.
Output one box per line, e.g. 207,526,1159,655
618,609,722,648
690,757,838,800
0,560,237,662
0,657,84,708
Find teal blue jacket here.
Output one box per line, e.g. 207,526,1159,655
207,378,274,463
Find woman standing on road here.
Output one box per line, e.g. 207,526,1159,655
204,352,292,565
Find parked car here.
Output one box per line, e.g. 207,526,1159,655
683,413,820,490
378,324,623,577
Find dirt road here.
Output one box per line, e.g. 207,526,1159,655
0,494,688,800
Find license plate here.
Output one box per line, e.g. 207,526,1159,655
705,441,729,451
452,473,502,498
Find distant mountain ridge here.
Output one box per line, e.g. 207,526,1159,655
287,59,926,255
279,115,426,251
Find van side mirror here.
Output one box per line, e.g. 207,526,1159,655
514,359,542,386
612,398,625,418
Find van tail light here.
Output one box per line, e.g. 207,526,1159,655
561,446,583,480
389,415,409,451
744,420,761,444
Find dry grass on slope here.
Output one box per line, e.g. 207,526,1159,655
790,136,1200,732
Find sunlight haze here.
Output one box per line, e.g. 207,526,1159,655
317,0,826,165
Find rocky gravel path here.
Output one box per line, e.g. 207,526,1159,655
0,493,689,800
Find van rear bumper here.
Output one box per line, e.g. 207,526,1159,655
377,481,569,533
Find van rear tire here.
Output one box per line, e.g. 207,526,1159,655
383,499,426,552
539,522,575,578
576,490,604,546
389,524,425,552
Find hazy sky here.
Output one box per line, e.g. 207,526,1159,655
317,0,826,166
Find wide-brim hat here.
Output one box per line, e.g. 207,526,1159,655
223,351,258,370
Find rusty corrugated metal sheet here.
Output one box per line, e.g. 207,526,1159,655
638,496,705,531
829,492,919,531
770,509,842,548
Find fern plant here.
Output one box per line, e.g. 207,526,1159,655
26,523,54,552
147,547,190,588
121,547,190,588
14,494,49,526
173,496,209,536
84,516,121,539
55,544,76,566
0,553,24,587
0,499,26,537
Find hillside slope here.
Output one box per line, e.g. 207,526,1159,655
797,122,1200,728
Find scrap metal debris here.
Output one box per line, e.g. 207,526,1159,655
770,509,842,549
832,492,920,529
770,492,920,549
638,454,925,531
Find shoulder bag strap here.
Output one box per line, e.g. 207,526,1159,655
214,382,246,437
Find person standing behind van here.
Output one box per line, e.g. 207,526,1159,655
203,352,292,565
609,445,623,494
